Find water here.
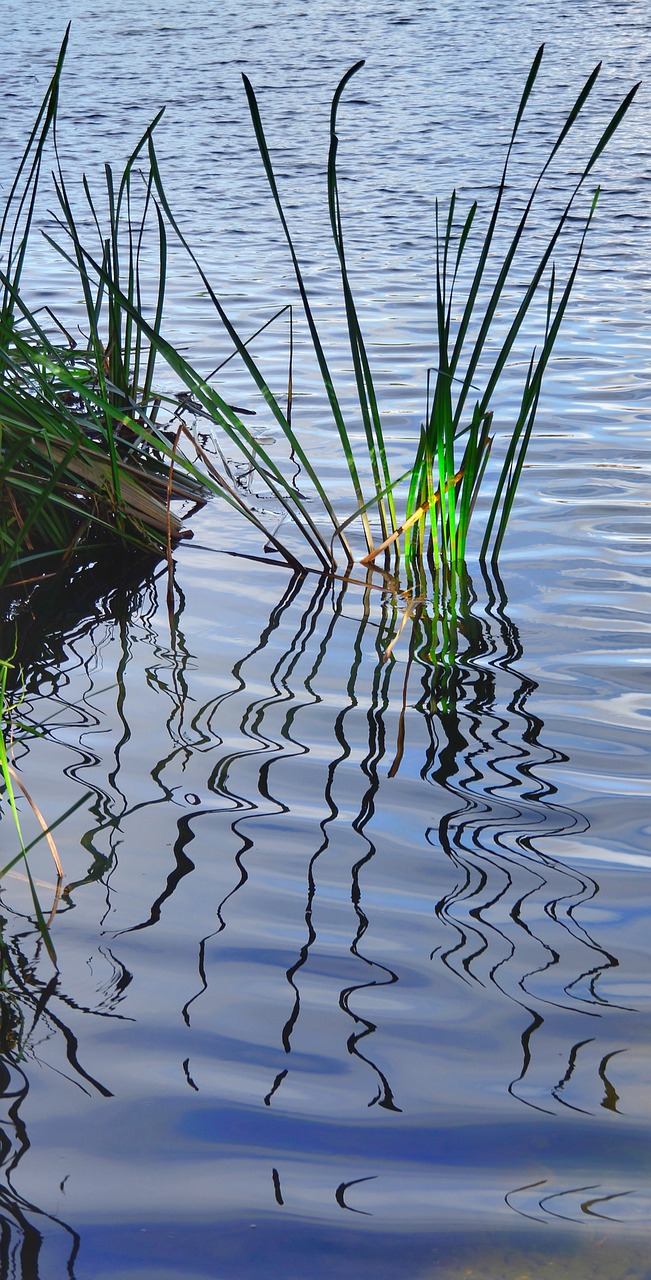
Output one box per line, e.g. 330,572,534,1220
1,2,651,1277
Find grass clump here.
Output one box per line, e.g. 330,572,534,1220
0,33,639,592
236,50,638,572
0,29,208,594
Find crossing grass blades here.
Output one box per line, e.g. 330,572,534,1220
0,34,639,593
0,30,208,596
149,47,638,576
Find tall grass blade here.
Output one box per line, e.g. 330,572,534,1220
144,131,342,567
327,61,396,545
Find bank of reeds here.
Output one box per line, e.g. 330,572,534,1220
236,52,638,572
0,30,209,595
0,33,639,594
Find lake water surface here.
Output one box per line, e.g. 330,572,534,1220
1,2,651,1278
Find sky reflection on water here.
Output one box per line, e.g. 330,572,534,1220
0,544,649,1277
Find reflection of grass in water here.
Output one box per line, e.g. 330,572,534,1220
423,1233,651,1280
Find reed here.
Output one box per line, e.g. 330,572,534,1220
236,51,638,572
0,649,87,961
0,31,210,593
0,36,639,592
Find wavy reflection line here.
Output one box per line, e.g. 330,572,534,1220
182,571,329,1025
598,1047,625,1113
408,565,629,1116
504,1178,549,1224
343,606,403,1111
273,578,352,1045
0,1065,82,1277
335,1175,376,1216
484,568,624,1012
551,1036,595,1115
421,572,613,1006
427,691,609,1017
0,941,113,1100
581,1189,634,1221
506,1177,635,1226
0,916,125,1277
540,1183,612,1223
274,583,402,1110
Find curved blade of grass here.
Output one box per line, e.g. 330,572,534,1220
0,27,69,330
6,763,63,877
482,195,600,561
242,71,369,559
327,61,395,544
144,133,342,567
450,71,639,431
43,215,335,569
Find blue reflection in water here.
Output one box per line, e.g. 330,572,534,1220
2,555,647,1271
96,562,637,1163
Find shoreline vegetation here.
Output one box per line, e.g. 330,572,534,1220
0,30,639,602
0,31,639,945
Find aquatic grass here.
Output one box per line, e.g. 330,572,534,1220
0,652,59,962
79,46,635,577
0,29,69,346
0,35,639,593
0,35,212,589
0,315,205,588
235,50,639,571
29,87,333,572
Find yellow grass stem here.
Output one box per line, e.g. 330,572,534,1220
359,469,464,566
6,764,63,879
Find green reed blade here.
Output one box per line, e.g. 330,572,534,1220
44,218,336,569
445,44,546,395
446,199,477,336
327,60,396,546
140,203,167,409
448,58,637,434
0,27,69,330
143,134,340,568
483,194,599,560
242,71,368,560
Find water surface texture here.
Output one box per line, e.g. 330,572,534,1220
1,2,651,1278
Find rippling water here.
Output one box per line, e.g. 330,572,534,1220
1,2,651,1278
